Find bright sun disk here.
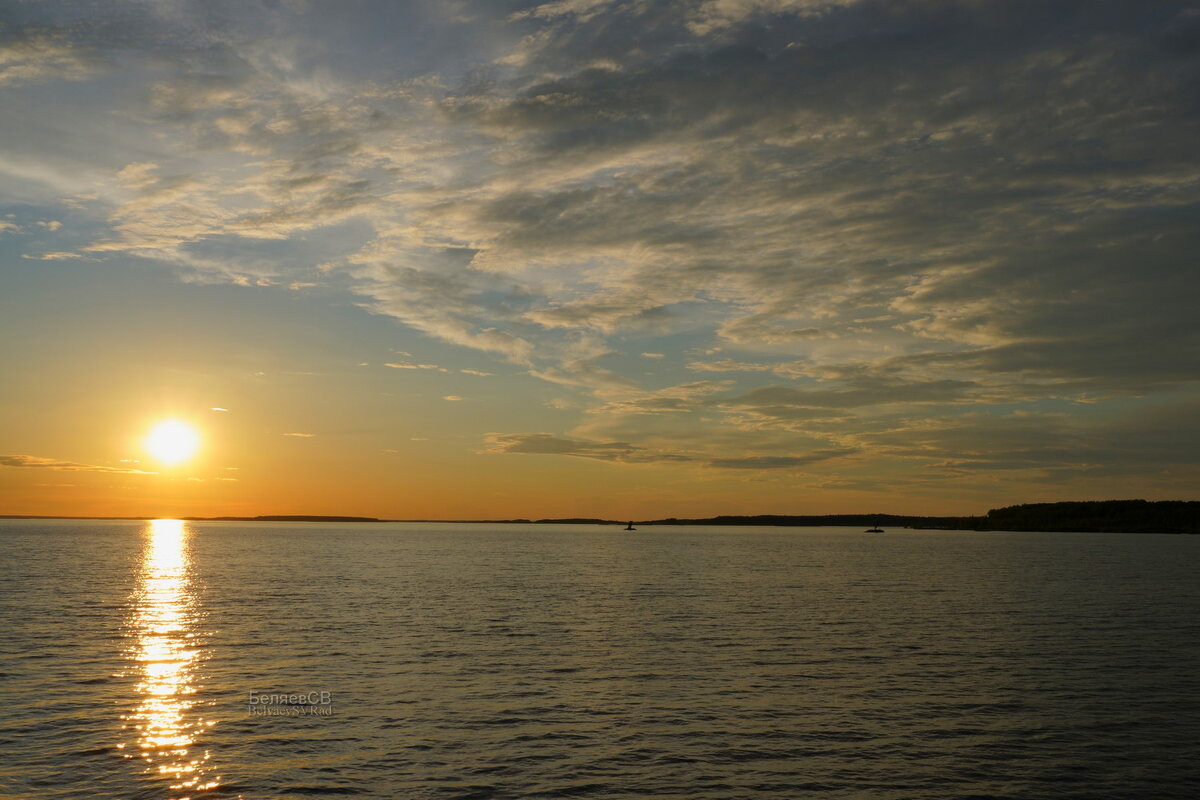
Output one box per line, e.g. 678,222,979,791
145,421,200,465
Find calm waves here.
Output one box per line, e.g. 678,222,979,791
1,520,1199,799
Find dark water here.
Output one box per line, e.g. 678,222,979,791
2,520,1199,799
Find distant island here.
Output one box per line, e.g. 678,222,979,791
193,515,383,523
446,501,1200,533
613,500,1200,533
943,500,1199,534
2,501,1196,533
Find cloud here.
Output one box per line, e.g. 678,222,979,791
858,399,1200,479
484,432,700,463
588,380,735,415
722,380,978,413
281,432,315,438
448,0,1200,397
707,449,855,469
686,0,865,35
484,431,852,471
688,358,807,378
443,395,466,401
386,362,450,372
20,251,81,260
0,454,152,474
0,35,96,87
485,432,641,460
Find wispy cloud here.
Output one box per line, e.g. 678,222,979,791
386,362,450,373
20,251,81,260
708,450,855,470
0,35,95,87
484,432,692,464
0,455,153,474
484,432,852,471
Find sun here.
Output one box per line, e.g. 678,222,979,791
145,420,200,465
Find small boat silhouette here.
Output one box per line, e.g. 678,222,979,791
625,520,637,531
865,526,884,533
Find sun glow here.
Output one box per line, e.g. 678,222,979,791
145,421,200,465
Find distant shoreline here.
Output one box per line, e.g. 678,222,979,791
2,501,1197,533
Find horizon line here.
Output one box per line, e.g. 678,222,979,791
4,500,1194,525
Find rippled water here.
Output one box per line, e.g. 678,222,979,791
2,520,1199,799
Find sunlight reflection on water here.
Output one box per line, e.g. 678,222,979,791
121,519,222,798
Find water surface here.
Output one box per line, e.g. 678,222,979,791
2,520,1198,798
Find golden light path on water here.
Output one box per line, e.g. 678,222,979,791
120,519,223,798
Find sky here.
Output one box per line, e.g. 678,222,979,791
2,0,1198,520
